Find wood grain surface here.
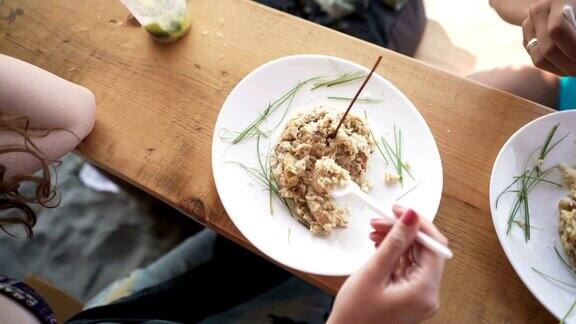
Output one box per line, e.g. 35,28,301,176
0,0,557,322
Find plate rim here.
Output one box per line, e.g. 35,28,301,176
489,109,576,320
211,53,444,275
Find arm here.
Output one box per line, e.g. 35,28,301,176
0,54,96,178
489,0,539,25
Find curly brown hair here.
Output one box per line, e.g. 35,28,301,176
0,114,67,238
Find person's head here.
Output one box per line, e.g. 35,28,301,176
0,114,61,238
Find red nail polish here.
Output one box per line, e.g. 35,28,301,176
402,209,418,226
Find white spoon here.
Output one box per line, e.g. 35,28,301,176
332,181,453,259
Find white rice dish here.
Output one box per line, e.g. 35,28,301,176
271,105,373,235
558,163,576,266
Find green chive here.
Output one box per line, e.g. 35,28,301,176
498,125,569,241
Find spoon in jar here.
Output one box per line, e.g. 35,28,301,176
331,181,453,259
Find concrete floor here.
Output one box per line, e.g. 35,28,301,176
0,155,198,302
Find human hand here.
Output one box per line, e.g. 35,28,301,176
327,206,449,324
522,0,576,76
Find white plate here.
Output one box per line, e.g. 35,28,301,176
212,55,443,275
490,110,576,322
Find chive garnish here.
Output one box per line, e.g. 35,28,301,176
364,111,413,185
311,72,366,90
364,111,389,165
531,267,576,288
223,72,368,145
532,248,576,323
555,246,576,275
562,300,576,324
496,124,569,241
229,130,310,229
226,77,322,144
256,131,274,215
380,125,414,185
512,220,539,230
395,181,421,201
531,266,576,323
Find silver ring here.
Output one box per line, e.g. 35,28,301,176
526,38,539,53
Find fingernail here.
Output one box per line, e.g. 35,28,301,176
393,204,405,218
402,209,418,226
369,232,378,240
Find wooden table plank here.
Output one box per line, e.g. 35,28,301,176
0,0,556,322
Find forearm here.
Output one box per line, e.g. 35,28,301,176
0,54,95,138
489,0,538,25
0,54,96,176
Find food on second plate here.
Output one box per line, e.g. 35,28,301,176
271,105,373,234
558,163,576,266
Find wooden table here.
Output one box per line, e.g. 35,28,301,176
0,0,557,322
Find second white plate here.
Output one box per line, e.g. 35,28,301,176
490,110,576,322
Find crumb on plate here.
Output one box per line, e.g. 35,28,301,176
384,171,400,185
